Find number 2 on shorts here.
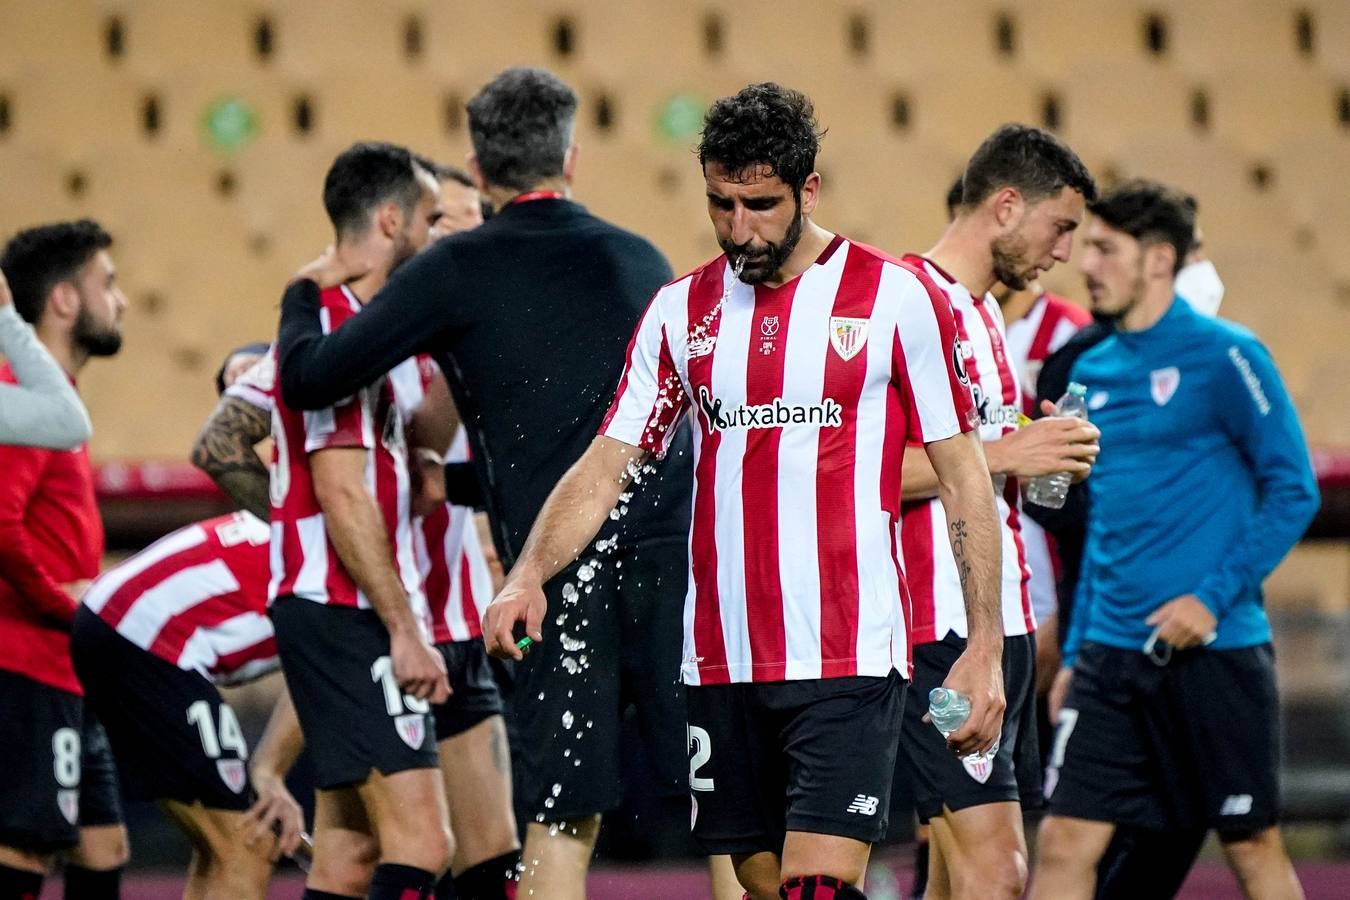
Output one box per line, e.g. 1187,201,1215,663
687,725,714,792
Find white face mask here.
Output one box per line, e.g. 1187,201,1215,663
1174,259,1225,317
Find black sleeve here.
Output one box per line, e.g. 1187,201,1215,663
276,241,462,410
443,461,485,508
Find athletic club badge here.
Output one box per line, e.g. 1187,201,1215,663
961,753,995,785
395,713,427,750
57,788,79,825
217,758,247,794
1150,367,1181,406
829,316,869,361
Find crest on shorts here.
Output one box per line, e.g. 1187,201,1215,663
57,789,79,825
1150,367,1180,406
217,758,247,794
961,754,994,784
394,713,427,750
829,317,870,361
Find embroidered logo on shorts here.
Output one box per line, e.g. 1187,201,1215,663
394,713,427,750
217,758,247,794
57,789,79,825
961,754,995,784
846,794,879,816
1220,794,1254,816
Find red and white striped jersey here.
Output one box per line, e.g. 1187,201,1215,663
267,287,425,619
1005,291,1093,417
900,256,1034,643
83,512,276,686
387,355,493,643
1004,291,1091,621
601,237,978,685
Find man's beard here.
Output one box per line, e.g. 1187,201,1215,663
721,201,805,285
990,231,1036,292
73,303,122,357
389,231,418,275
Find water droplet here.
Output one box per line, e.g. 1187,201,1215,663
537,691,546,701
560,632,586,651
577,564,595,582
551,783,562,796
561,657,581,674
561,710,574,729
561,583,578,602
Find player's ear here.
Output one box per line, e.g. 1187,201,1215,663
465,153,490,196
45,280,80,323
376,201,403,239
798,172,821,217
562,143,580,185
1145,241,1177,282
990,186,1023,229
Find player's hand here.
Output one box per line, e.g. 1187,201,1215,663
0,267,11,308
391,630,451,703
938,642,1005,756
483,578,546,661
238,770,304,861
292,246,365,288
1048,666,1074,725
1145,594,1217,650
995,408,1099,480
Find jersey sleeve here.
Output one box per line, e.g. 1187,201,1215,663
302,388,378,454
223,349,276,413
0,444,79,623
890,266,978,444
599,293,688,457
1192,335,1320,617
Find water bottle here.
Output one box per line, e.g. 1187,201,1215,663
928,687,998,782
1024,382,1089,510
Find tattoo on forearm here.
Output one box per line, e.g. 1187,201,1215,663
950,519,972,595
191,398,272,521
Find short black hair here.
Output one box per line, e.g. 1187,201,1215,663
466,67,577,192
214,341,272,396
1089,179,1197,274
945,175,965,220
412,154,474,188
322,142,425,239
0,219,113,326
959,123,1097,211
699,83,824,194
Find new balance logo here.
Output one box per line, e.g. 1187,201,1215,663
846,794,879,816
1220,794,1254,816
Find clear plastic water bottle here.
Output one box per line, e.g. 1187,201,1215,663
1024,382,1089,510
928,687,998,780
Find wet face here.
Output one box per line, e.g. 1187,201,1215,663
430,180,484,241
392,171,443,271
991,186,1085,290
704,163,810,284
72,249,127,357
1078,218,1146,319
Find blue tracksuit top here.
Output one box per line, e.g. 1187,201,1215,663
1062,297,1319,665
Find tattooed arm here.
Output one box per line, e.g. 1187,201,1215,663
191,396,272,521
924,429,1006,755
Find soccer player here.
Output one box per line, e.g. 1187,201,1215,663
274,68,691,900
69,509,305,900
269,142,453,900
1032,181,1319,900
897,125,1098,900
0,265,93,449
483,82,1007,900
0,221,129,900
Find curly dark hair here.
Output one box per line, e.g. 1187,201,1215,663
959,123,1097,210
1089,180,1197,274
0,219,112,325
698,83,824,194
467,67,577,192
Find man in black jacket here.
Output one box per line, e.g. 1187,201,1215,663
275,68,692,900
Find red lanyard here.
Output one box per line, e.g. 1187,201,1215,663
510,190,565,205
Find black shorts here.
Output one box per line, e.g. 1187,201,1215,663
511,538,687,822
901,632,1041,822
686,671,906,854
0,668,123,853
1047,641,1281,833
433,639,504,741
271,596,438,790
71,607,252,811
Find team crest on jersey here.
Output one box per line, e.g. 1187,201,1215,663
1150,367,1181,406
829,317,869,361
394,713,427,750
57,789,79,825
216,758,247,794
